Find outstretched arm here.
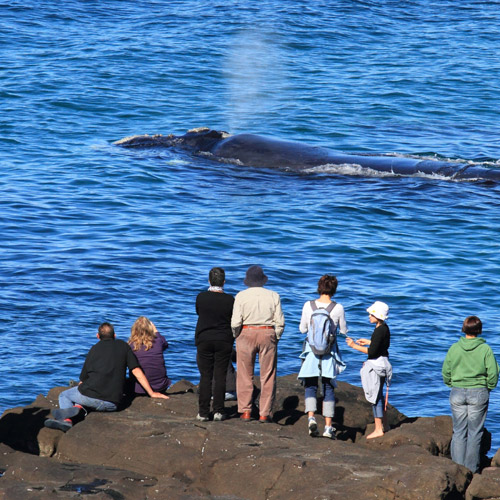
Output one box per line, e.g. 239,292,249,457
131,367,170,399
356,338,371,346
346,337,368,354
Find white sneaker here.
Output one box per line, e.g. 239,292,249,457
308,417,319,437
323,426,336,439
213,412,227,421
225,391,237,401
196,414,209,422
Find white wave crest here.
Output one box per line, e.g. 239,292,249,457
302,163,477,182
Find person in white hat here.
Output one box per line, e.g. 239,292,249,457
346,301,391,439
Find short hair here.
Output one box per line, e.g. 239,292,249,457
462,316,482,336
98,322,115,339
317,274,338,296
209,267,225,287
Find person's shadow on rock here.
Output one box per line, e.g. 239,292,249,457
0,407,51,454
273,395,302,425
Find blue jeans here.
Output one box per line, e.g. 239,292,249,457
449,387,490,472
304,377,335,418
372,376,385,419
59,386,117,412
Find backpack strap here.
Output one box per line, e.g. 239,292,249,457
325,301,337,314
310,300,336,313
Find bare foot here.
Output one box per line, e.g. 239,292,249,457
366,430,384,439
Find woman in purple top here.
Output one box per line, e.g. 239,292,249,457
128,316,171,394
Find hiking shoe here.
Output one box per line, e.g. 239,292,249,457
308,417,319,437
213,412,227,421
44,418,73,432
225,391,237,401
240,411,252,421
323,426,336,439
196,414,209,422
259,415,272,423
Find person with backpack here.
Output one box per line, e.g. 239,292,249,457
346,301,391,439
298,274,347,439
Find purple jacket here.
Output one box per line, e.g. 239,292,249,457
131,332,170,394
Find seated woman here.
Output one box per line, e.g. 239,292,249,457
128,316,171,394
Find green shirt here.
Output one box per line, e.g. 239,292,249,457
442,336,499,390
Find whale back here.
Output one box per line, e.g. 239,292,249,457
115,128,500,181
212,133,335,169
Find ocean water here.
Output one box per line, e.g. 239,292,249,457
1,0,500,452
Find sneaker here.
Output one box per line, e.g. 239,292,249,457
213,412,227,421
44,418,73,432
225,391,237,401
196,414,209,422
308,417,319,437
323,426,336,439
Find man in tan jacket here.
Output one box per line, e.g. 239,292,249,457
231,265,285,422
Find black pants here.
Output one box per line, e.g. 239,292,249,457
197,340,233,417
212,348,236,394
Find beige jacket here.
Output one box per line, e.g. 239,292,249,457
231,287,285,339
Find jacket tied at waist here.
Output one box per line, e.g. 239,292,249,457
360,356,393,404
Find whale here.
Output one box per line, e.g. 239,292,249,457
114,127,500,182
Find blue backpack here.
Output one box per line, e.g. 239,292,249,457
307,301,337,356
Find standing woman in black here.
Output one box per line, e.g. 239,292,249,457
346,301,391,439
195,267,235,421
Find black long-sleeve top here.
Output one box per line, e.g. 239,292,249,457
367,323,390,359
195,291,235,346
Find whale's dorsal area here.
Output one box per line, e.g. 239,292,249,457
114,128,500,182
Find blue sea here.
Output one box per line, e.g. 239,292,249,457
2,0,500,452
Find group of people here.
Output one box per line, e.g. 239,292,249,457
44,265,499,474
44,319,171,432
195,265,391,441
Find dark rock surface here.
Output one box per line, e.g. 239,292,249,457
0,374,495,499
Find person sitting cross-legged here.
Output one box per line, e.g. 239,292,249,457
45,321,169,432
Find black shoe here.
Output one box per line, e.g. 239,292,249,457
44,418,72,432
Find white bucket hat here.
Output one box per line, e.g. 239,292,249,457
367,301,389,321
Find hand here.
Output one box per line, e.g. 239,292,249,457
356,338,370,346
151,392,170,399
346,337,355,348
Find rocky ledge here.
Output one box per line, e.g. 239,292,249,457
0,374,499,499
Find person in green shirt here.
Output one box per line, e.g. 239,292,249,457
442,316,499,472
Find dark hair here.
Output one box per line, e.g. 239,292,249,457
317,274,338,296
98,322,115,339
462,316,482,336
209,267,225,287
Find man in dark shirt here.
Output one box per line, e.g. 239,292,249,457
45,322,168,432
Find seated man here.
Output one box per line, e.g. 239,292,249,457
45,322,169,432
